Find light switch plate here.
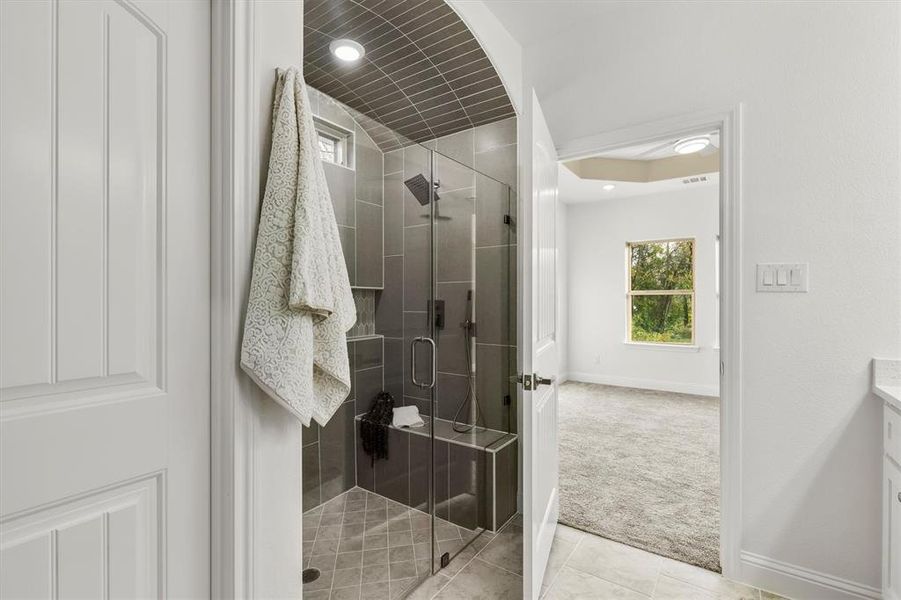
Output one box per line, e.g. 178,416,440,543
757,263,808,293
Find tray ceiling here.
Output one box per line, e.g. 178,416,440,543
303,0,515,148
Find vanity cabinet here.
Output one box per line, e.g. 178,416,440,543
886,403,901,600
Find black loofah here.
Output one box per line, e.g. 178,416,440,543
360,391,394,467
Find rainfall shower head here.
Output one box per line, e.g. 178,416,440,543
404,174,440,206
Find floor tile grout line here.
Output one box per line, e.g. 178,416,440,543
548,531,667,599
650,569,662,599
471,553,523,579
541,534,584,598
661,565,762,598
325,495,348,597
562,556,657,598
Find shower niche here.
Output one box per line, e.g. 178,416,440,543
300,0,519,593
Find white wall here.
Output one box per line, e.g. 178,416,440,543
564,185,720,397
521,2,900,597
248,2,304,598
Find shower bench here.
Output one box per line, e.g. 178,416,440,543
354,414,518,533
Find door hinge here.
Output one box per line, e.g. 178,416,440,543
503,214,512,225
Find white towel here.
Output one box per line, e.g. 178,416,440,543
240,67,356,427
392,405,424,429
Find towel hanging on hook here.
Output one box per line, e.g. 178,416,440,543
240,66,356,426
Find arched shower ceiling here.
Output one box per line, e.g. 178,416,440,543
303,0,516,151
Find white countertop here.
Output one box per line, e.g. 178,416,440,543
875,384,901,411
873,358,901,412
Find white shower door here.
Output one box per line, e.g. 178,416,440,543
0,0,210,597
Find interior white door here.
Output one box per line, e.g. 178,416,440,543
0,1,210,597
522,89,560,599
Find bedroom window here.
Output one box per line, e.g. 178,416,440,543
627,238,695,345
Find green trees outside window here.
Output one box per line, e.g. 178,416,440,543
627,239,694,344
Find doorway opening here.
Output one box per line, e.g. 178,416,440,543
557,129,723,572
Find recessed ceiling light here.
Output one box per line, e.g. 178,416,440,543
329,39,365,62
602,184,616,191
673,136,711,155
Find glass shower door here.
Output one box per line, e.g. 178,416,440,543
426,148,517,575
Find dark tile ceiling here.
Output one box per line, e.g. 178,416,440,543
303,0,516,150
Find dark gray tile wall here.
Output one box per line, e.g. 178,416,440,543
472,118,518,434
309,86,384,289
356,431,514,532
374,427,410,505
434,281,470,377
475,344,516,433
449,444,487,530
302,337,385,512
355,201,383,288
375,118,517,432
492,441,518,530
306,106,519,534
324,162,355,228
383,172,404,256
355,123,383,206
354,118,519,535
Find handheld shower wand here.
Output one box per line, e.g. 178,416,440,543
452,289,484,433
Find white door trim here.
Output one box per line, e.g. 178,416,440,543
555,105,744,578
211,1,256,597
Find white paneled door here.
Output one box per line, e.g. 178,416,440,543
522,90,560,599
0,1,210,597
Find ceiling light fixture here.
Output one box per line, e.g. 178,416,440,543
673,136,711,155
602,184,616,191
329,39,365,62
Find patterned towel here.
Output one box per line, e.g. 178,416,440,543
240,67,356,426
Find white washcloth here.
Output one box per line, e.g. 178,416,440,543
392,405,424,429
240,67,356,427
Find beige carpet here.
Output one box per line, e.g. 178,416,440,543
558,381,721,572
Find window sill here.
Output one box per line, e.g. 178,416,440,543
623,341,700,353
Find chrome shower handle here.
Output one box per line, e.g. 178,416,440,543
410,336,436,389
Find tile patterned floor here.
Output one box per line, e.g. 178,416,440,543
304,490,790,600
302,487,484,600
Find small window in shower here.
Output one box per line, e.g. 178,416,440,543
313,117,352,168
318,133,338,163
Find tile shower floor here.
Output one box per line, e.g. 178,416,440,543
303,488,788,600
302,487,488,600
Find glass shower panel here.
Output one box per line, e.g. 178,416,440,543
429,149,517,574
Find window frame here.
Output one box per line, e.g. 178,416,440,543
313,116,353,169
625,237,697,346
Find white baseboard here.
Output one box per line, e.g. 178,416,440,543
564,371,719,397
739,551,882,600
